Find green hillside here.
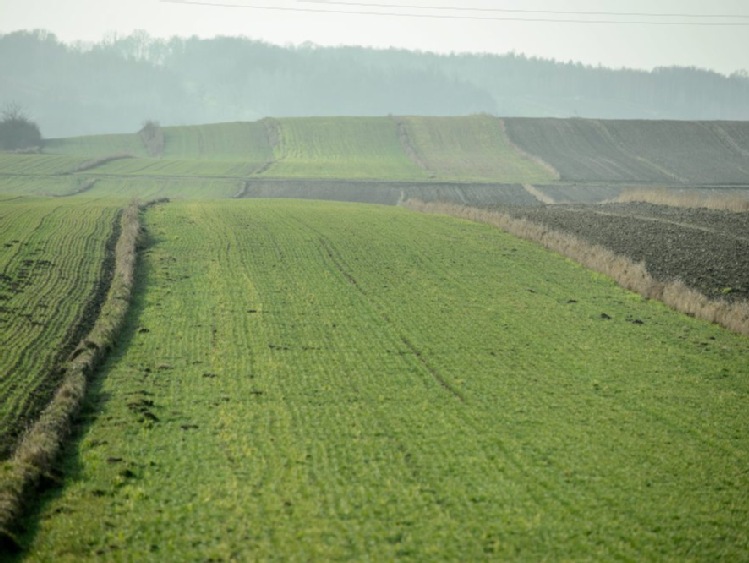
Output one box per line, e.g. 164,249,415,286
397,115,557,183
44,133,148,158
34,117,749,187
161,121,274,162
264,117,427,180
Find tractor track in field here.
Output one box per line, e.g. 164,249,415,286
492,202,749,302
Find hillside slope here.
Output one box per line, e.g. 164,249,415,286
396,115,557,183
33,117,749,188
504,118,749,184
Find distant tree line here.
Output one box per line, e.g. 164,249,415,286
0,30,747,138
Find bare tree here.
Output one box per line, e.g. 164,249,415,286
0,102,42,151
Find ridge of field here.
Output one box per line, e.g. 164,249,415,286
0,155,91,177
78,158,264,179
30,117,749,188
44,133,148,159
0,198,120,459
0,176,96,198
161,122,274,162
20,200,749,560
504,118,749,184
238,178,540,206
398,115,557,183
264,117,427,180
81,177,241,199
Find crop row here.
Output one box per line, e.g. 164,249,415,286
86,158,266,179
42,116,557,184
0,198,120,458
23,200,749,560
0,155,90,177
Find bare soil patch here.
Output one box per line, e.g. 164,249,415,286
491,202,749,302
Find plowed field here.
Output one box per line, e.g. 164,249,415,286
493,202,749,302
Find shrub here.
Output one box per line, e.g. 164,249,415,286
0,103,42,151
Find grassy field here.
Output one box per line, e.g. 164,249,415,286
0,155,91,177
44,133,148,159
83,177,240,199
0,198,120,458
265,117,428,180
0,176,93,197
398,115,557,183
2,116,749,558
32,117,749,186
161,122,274,163
15,200,749,560
82,157,262,178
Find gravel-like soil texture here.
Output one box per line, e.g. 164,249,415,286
493,202,749,302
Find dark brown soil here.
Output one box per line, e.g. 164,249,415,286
491,202,749,302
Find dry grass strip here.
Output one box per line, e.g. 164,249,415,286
404,199,749,337
0,201,143,550
617,187,749,212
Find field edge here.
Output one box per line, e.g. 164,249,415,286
0,201,148,551
403,199,749,337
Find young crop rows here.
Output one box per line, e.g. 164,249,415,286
0,198,120,458
21,200,749,560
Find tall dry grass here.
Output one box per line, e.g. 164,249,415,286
617,187,749,212
404,199,749,337
0,201,144,549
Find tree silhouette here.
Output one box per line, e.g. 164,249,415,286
0,102,42,151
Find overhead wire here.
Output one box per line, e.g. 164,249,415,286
301,0,749,20
160,0,749,25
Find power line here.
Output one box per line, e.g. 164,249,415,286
160,0,749,25
301,0,749,20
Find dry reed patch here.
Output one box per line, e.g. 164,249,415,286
404,199,749,337
617,187,749,212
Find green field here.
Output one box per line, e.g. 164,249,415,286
78,159,262,180
0,198,120,457
40,117,557,185
0,154,90,177
13,200,749,560
265,117,427,180
44,133,148,159
161,122,274,163
398,115,557,183
2,117,749,559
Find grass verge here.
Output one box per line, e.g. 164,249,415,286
404,199,749,336
0,201,144,550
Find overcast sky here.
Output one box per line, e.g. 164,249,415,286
1,0,748,74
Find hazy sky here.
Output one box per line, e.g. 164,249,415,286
2,0,748,74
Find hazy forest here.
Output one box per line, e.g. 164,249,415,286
2,29,748,138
